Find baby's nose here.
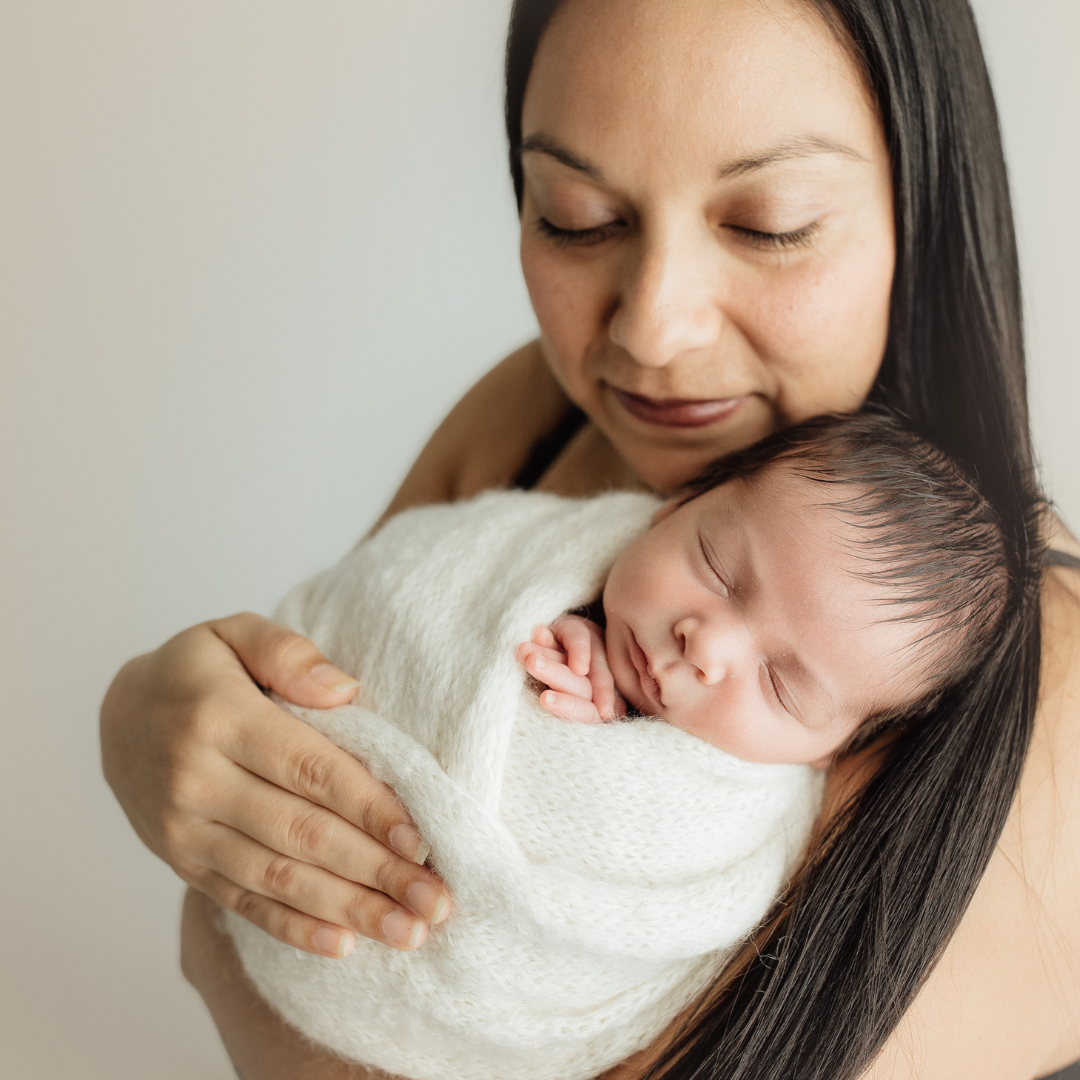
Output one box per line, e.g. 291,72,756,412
676,616,744,685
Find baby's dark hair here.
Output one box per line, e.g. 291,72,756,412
682,410,1009,737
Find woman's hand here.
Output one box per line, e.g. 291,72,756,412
101,613,452,957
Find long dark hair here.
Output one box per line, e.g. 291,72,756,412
504,2,1045,1078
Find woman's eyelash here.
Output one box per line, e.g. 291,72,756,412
537,217,818,250
535,217,622,247
727,223,819,250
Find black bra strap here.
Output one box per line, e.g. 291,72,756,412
1048,549,1080,572
512,405,588,491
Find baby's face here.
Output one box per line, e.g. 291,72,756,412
602,465,929,765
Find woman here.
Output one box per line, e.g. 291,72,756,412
101,0,1080,1076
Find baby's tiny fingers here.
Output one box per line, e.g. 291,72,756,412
531,625,558,649
516,641,568,666
584,631,622,719
540,689,602,724
523,652,594,699
551,617,595,677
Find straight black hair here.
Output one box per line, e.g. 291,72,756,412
504,2,1045,1078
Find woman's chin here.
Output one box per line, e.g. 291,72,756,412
604,402,777,490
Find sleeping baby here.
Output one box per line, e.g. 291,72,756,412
518,412,1004,769
226,411,1007,1080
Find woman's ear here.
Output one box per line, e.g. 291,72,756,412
652,498,681,525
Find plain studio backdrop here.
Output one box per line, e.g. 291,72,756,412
0,2,1076,1076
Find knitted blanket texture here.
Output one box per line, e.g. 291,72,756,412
227,490,823,1080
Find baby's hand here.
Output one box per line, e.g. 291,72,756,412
516,615,627,723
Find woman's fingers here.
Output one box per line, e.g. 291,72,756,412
220,697,430,863
186,840,430,954
209,612,361,709
211,762,451,925
539,689,603,723
194,867,358,958
521,649,594,699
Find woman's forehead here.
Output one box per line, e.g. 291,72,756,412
523,0,880,173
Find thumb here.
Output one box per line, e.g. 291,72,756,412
208,612,360,708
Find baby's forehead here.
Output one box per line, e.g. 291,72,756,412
699,457,867,528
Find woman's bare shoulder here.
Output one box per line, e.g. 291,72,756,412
864,568,1080,1079
377,340,571,524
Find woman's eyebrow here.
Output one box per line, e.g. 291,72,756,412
716,135,866,179
518,132,863,187
519,133,605,181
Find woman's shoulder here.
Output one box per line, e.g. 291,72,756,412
378,341,572,524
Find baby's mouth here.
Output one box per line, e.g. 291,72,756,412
628,631,664,709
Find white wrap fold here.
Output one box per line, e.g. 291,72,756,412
227,490,822,1080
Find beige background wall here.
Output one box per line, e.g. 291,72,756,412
0,2,1075,1076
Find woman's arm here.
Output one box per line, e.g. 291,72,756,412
181,889,382,1080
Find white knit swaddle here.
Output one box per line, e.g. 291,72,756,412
227,490,823,1080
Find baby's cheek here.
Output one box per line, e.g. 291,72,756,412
669,696,733,750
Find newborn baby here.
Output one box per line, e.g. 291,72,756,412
227,412,1006,1080
517,413,1002,768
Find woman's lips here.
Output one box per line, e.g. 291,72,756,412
612,388,747,429
628,631,663,709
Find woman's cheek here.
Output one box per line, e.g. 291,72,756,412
520,239,611,393
739,242,892,419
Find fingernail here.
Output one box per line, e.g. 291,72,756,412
389,823,430,865
310,663,360,693
312,927,354,959
534,655,546,670
382,909,427,948
407,881,451,923
544,691,556,704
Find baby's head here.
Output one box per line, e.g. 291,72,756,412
602,413,1008,766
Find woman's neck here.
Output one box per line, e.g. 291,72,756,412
534,421,649,498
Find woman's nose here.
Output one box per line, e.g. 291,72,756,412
608,227,723,369
675,614,745,685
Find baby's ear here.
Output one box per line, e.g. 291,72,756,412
652,499,681,525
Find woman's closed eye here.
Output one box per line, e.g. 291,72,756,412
725,222,820,250
535,216,626,247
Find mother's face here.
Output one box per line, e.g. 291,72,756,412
519,0,895,492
